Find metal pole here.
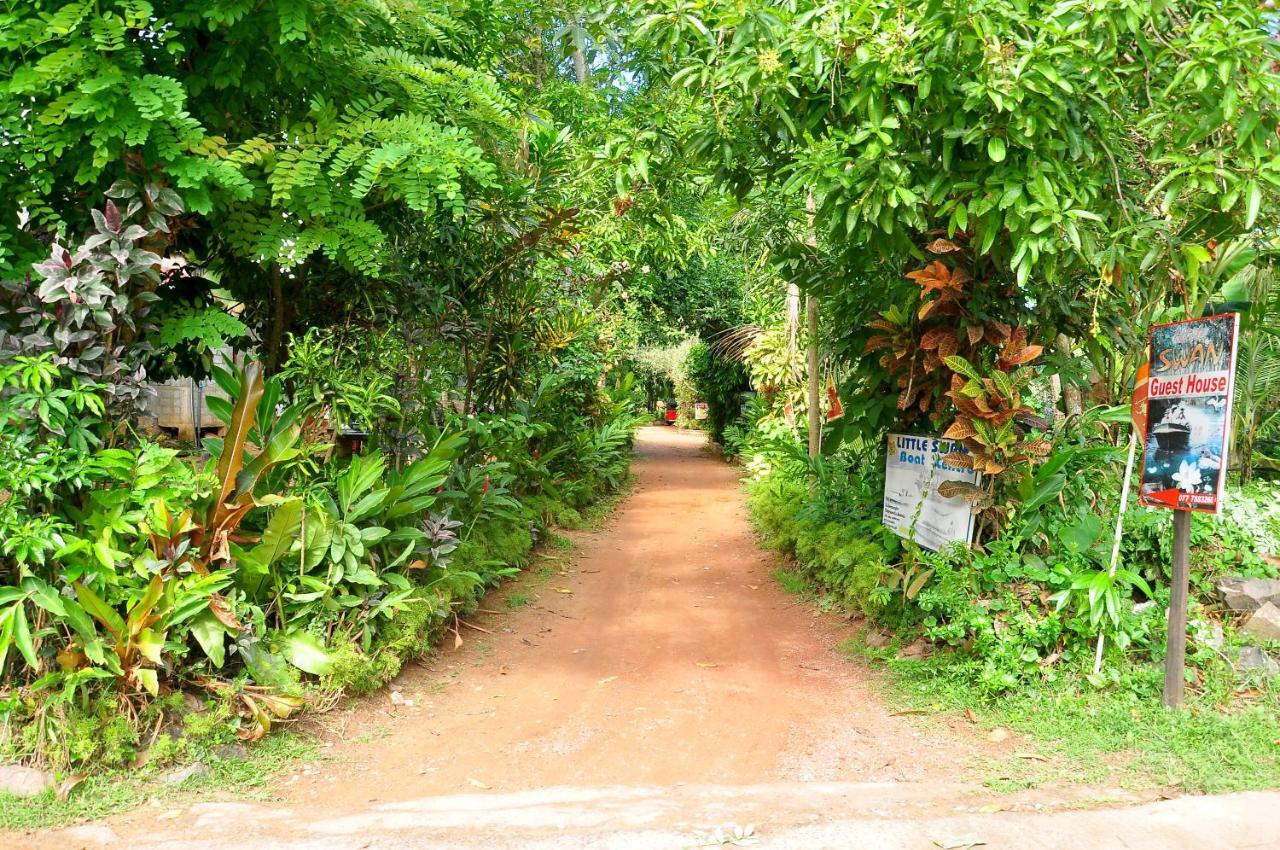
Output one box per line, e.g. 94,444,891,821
1163,509,1192,708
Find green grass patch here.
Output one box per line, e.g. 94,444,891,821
505,591,533,609
846,638,1280,794
0,731,319,832
773,566,812,597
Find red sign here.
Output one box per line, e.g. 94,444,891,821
1137,314,1238,514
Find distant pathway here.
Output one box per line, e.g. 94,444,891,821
28,427,1278,849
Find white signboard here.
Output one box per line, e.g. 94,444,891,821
693,402,709,420
882,433,978,551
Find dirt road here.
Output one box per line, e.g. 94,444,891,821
29,427,1279,849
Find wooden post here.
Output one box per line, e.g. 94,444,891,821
1163,509,1192,708
806,295,820,459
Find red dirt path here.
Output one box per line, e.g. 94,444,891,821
23,426,1276,849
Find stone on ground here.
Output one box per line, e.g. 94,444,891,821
0,765,54,798
1241,601,1280,641
1216,576,1280,612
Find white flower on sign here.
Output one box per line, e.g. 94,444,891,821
1172,460,1202,493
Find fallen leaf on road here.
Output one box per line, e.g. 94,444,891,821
963,709,978,723
1014,751,1047,761
978,804,1006,813
554,588,574,594
157,810,183,821
746,585,759,590
467,778,491,790
988,727,1010,743
934,837,986,849
695,661,718,668
598,676,618,685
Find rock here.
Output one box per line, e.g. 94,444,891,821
864,631,891,649
1217,577,1280,612
211,743,248,761
899,639,928,659
1242,602,1280,642
0,765,54,798
1236,646,1280,676
1193,620,1225,650
163,762,210,785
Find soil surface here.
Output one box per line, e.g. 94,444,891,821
23,427,1280,849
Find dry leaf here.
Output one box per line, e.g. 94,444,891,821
978,804,1006,813
934,837,986,850
746,584,760,590
695,661,718,668
963,709,978,724
597,676,618,685
54,773,86,802
554,588,573,594
467,778,491,790
157,810,184,821
1014,752,1048,762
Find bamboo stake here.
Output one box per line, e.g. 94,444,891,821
1093,430,1138,675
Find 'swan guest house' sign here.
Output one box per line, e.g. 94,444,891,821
1139,314,1239,514
883,434,978,551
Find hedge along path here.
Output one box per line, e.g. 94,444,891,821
31,426,1149,849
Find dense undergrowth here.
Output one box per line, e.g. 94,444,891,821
0,200,644,783
737,413,1280,789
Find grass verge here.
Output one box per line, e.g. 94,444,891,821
842,633,1280,795
0,731,319,832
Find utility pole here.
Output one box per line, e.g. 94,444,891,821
804,189,820,459
806,295,820,459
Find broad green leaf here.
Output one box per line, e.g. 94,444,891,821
281,631,335,676
136,627,165,665
190,610,227,668
249,498,304,567
13,604,37,669
75,582,124,638
135,667,159,697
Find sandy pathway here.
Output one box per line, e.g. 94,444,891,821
25,427,1279,849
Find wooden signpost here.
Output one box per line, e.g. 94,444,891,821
1134,314,1239,708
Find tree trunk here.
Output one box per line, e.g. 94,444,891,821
265,263,286,374
572,20,589,87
